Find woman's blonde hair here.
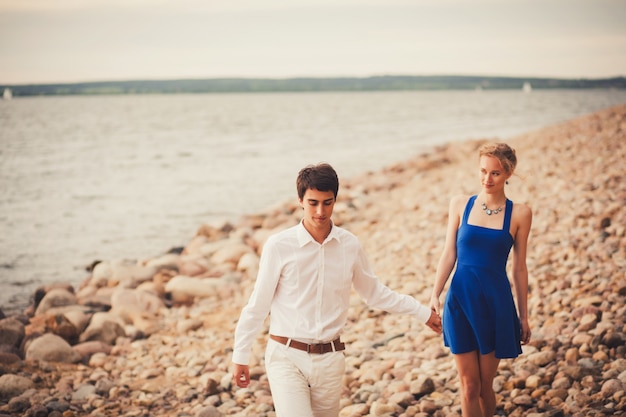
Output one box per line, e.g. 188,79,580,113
479,143,517,174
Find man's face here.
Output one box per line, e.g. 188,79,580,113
299,188,335,232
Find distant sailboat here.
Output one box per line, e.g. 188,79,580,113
522,82,532,93
3,88,12,100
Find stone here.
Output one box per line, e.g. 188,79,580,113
0,351,21,364
46,313,80,344
525,374,542,389
339,403,369,417
165,275,222,303
110,288,165,331
35,288,78,316
7,395,31,414
0,374,34,400
602,332,625,349
79,312,126,344
91,261,114,286
409,376,435,397
527,350,556,367
194,406,223,417
72,340,112,359
177,318,203,333
25,333,81,363
601,379,625,397
0,317,25,349
210,243,252,265
71,383,97,401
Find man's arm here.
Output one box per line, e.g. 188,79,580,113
230,238,281,385
352,245,437,330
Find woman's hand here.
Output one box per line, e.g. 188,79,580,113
520,318,531,345
429,294,441,316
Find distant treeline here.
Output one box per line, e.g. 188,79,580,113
3,75,626,96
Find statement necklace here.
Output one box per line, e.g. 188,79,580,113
482,201,503,216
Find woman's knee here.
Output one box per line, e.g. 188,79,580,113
460,377,482,400
479,379,495,399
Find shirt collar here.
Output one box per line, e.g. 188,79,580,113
297,220,339,247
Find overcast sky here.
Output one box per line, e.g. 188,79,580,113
1,0,625,85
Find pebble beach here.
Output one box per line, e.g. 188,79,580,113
0,104,624,417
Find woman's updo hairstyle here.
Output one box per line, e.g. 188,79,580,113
478,143,517,175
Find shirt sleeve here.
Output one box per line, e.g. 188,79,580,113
232,239,282,365
352,244,431,324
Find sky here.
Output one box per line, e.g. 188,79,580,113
0,0,625,85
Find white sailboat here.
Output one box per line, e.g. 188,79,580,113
522,82,532,93
3,88,12,100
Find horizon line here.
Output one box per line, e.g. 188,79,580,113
3,73,625,88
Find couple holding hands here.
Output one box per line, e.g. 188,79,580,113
231,143,532,417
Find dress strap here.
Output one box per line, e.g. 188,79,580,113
503,199,513,231
462,195,477,225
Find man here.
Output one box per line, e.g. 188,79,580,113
232,163,441,417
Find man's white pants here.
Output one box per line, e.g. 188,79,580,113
265,338,345,417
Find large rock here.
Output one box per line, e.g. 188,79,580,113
237,252,260,276
165,275,223,304
110,288,165,322
79,312,126,344
0,317,25,348
91,261,114,286
145,253,181,270
35,288,78,316
0,374,34,400
76,285,116,309
72,340,112,359
210,242,253,265
92,259,157,288
111,261,158,287
45,313,80,345
110,288,164,335
25,333,81,363
62,308,91,334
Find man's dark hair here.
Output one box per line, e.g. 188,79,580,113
296,163,339,200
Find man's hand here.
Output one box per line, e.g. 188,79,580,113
425,309,442,334
232,363,250,388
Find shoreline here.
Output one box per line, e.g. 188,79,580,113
4,88,626,316
1,104,625,416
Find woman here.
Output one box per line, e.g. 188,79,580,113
429,142,532,417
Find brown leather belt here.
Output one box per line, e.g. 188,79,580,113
270,334,345,354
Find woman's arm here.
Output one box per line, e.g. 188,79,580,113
429,195,465,315
511,203,533,344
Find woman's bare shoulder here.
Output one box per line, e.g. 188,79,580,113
512,201,532,215
512,201,533,223
448,194,472,215
450,194,471,205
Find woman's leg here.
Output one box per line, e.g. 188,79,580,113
478,352,501,416
453,351,483,417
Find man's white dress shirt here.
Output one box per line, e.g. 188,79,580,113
232,221,431,365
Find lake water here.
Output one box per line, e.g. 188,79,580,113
1,89,625,313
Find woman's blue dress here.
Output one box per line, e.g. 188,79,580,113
442,195,522,359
